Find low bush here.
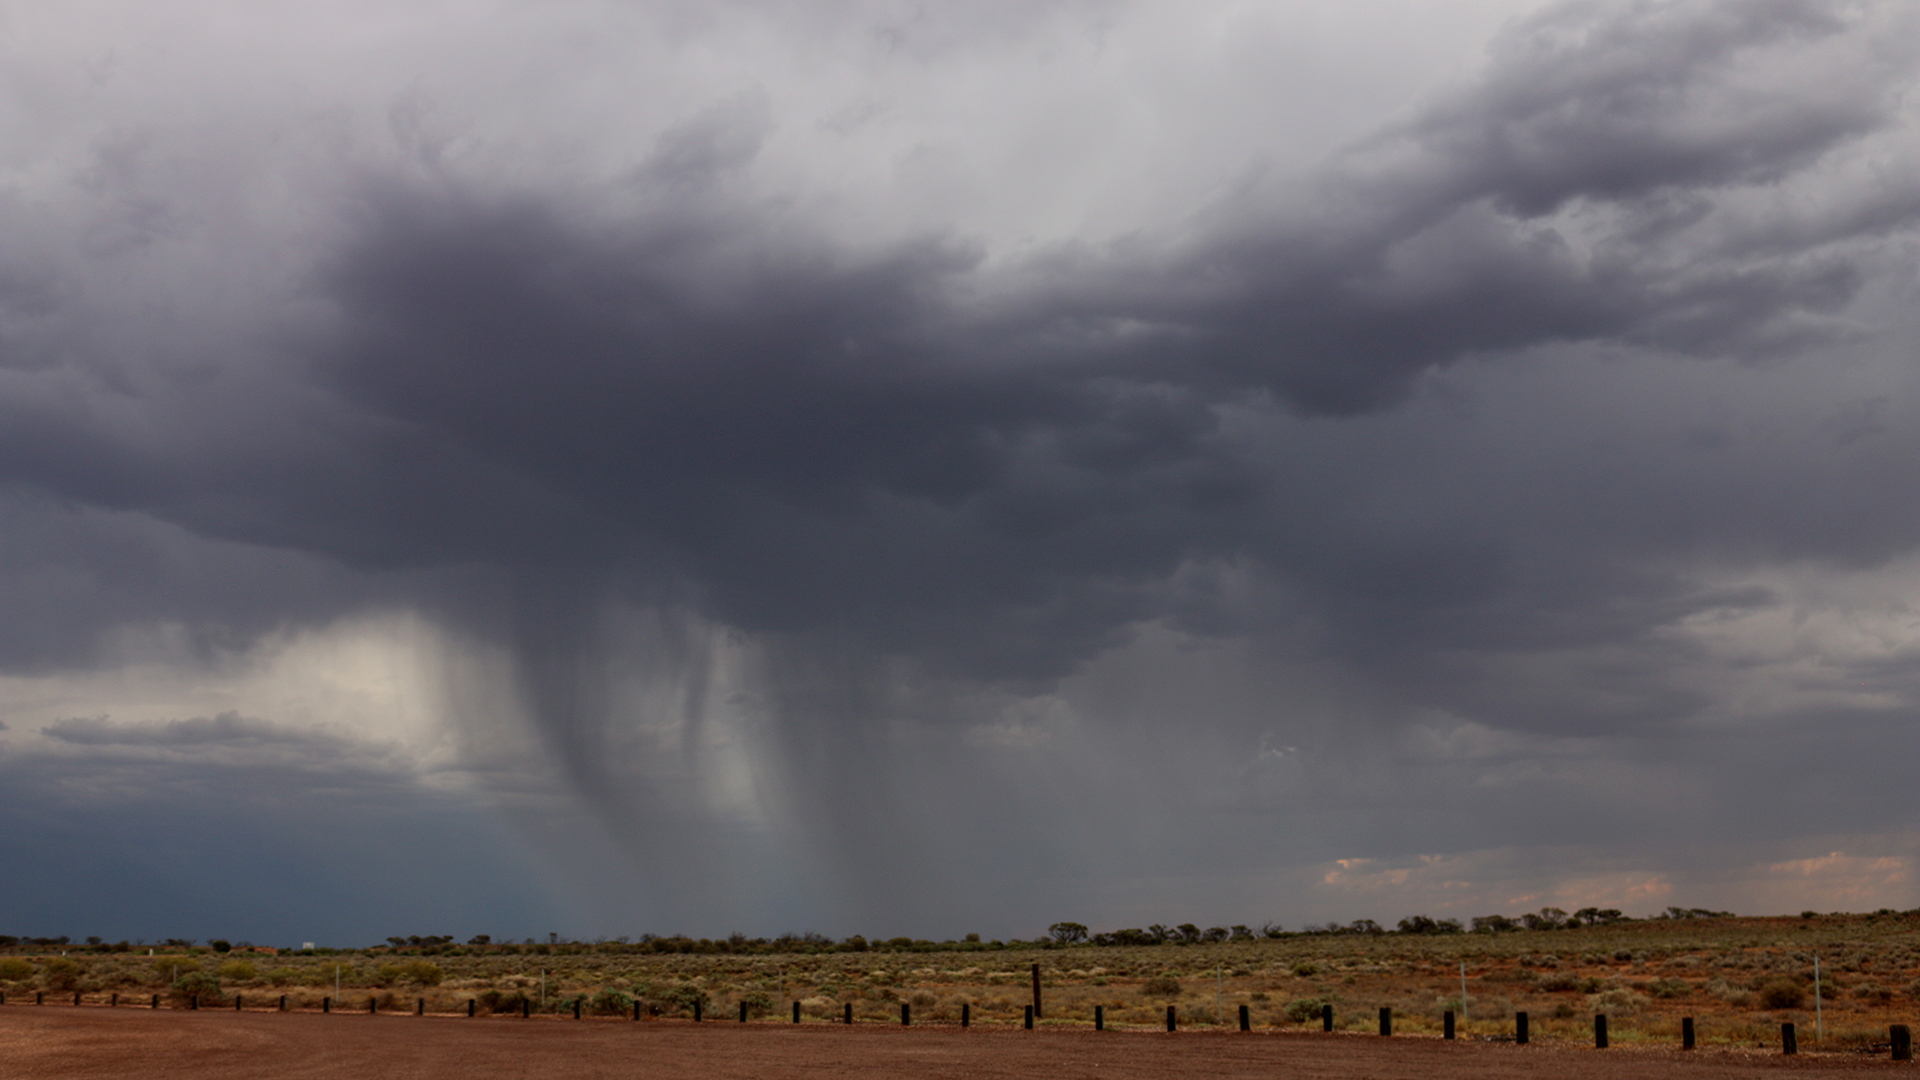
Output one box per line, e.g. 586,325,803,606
651,982,707,1017
1756,979,1805,1010
41,959,83,992
1586,987,1651,1015
171,971,222,1004
1284,997,1331,1023
0,958,31,983
476,989,529,1014
376,960,443,986
1649,977,1691,999
218,960,257,982
1140,976,1181,998
588,988,632,1016
152,958,198,986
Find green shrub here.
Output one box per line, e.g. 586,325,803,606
1291,962,1318,977
652,982,707,1017
152,958,198,986
589,988,633,1016
1757,979,1805,1010
1284,997,1331,1023
0,958,32,982
373,960,443,986
1649,977,1690,999
171,971,222,1004
41,959,82,992
218,960,257,982
1140,976,1181,998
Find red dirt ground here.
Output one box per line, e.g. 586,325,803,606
0,1005,1907,1080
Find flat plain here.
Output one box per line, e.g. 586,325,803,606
7,912,1919,1065
1,1006,1913,1080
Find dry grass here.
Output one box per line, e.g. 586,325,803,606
7,913,1919,1048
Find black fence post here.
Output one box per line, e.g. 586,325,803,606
323,996,332,1013
844,1003,852,1025
572,998,581,1020
152,993,161,1009
793,1001,801,1023
1239,1004,1250,1032
1031,963,1043,1020
739,1001,748,1023
36,992,43,1005
189,995,198,1011
1379,1007,1392,1036
1166,1004,1177,1032
1782,1022,1797,1055
280,995,288,1012
1892,1024,1912,1061
1443,1010,1455,1040
111,993,118,1008
1682,1016,1694,1050
1095,1004,1104,1031
1516,1011,1528,1045
1595,1014,1608,1049
901,1002,911,1027
520,999,528,1019
418,998,425,1017
960,1002,968,1027
234,995,241,1011
1321,1003,1333,1032
368,997,376,1015
76,992,84,1007
469,1000,476,1018
1025,1004,1035,1030
633,1000,641,1021
694,1001,702,1022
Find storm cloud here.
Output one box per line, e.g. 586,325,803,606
1,0,1918,941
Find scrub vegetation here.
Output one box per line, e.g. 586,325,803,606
4,911,1918,1048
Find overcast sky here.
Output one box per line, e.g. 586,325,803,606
2,0,1918,946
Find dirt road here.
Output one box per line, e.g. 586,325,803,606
0,1006,1905,1080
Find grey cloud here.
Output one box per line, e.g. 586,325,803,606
1,0,1918,936
42,711,310,748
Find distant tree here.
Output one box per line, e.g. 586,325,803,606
1519,908,1568,931
210,940,232,953
1346,919,1382,935
1048,922,1089,945
468,934,492,946
1201,927,1229,943
1471,915,1516,933
1229,925,1254,941
1175,923,1202,943
1259,922,1284,938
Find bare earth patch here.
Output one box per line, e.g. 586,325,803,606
0,1006,1906,1080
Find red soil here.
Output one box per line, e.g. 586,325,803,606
0,1004,1904,1080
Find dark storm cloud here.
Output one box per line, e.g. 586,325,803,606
2,0,1918,935
231,0,1913,692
